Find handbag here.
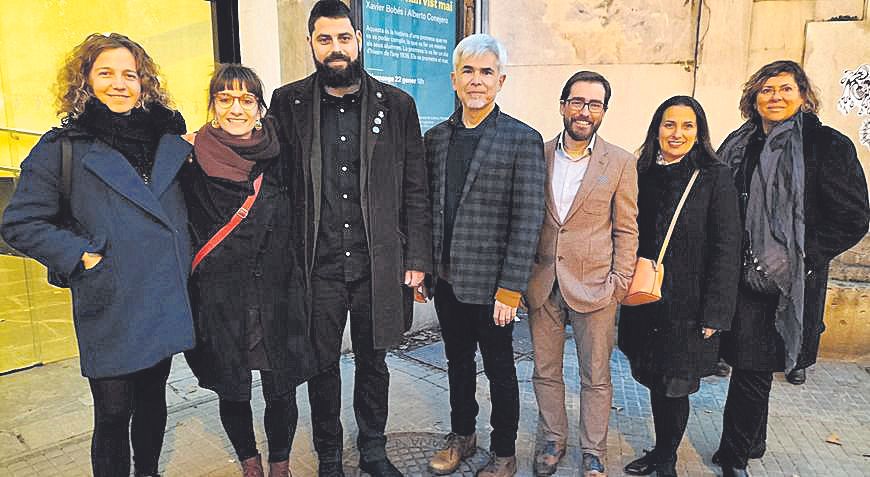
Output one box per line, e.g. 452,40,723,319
47,136,73,288
190,173,264,271
623,168,700,306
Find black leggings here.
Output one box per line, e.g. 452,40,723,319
88,359,172,477
219,376,298,463
650,392,690,462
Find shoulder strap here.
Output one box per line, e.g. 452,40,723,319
191,173,264,271
655,168,700,266
59,137,72,217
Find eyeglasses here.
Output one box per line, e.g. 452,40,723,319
214,93,259,111
561,97,606,113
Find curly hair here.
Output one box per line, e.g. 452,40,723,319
738,60,820,121
56,33,172,122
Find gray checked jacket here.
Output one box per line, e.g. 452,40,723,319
425,106,546,305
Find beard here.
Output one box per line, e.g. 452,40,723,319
314,52,363,88
563,114,602,142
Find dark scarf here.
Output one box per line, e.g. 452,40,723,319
72,99,186,182
194,117,280,182
719,113,806,373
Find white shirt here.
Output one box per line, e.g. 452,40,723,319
552,132,596,222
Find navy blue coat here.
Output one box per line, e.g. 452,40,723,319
1,128,195,378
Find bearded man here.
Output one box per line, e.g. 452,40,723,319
267,2,431,476
525,71,638,477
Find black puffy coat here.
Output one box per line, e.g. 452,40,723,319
182,155,312,400
719,113,870,371
619,159,741,381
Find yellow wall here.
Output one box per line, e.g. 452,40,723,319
0,0,215,373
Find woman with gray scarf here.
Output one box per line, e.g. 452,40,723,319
713,60,869,477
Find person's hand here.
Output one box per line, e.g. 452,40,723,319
404,270,424,287
81,252,103,270
702,327,718,339
493,299,516,327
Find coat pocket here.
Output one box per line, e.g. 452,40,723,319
69,256,116,320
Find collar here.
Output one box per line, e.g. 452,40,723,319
447,105,500,130
557,131,595,161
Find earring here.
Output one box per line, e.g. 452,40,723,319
254,119,263,131
210,118,219,129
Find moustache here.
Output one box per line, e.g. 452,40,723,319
324,53,352,64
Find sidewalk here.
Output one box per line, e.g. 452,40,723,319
1,320,868,476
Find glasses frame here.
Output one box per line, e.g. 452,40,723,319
213,92,260,112
561,97,607,114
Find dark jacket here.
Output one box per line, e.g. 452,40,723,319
267,71,432,350
720,112,870,371
1,128,195,378
182,154,312,400
619,159,741,380
425,107,547,304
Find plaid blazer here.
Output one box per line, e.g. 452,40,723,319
425,106,546,304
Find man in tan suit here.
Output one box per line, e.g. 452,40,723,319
526,71,638,476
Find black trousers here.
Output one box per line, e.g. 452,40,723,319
307,275,390,463
434,280,519,457
717,368,773,468
649,392,690,462
87,358,171,477
218,372,298,463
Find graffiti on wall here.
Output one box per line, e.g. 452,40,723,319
838,64,870,149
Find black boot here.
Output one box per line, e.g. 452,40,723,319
786,368,806,385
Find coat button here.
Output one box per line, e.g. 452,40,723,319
376,91,383,98
253,270,263,278
294,99,300,104
557,256,564,261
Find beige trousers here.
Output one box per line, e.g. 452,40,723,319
529,283,617,457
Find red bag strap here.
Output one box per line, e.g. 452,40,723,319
191,173,264,271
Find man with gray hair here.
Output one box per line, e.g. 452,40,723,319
424,34,546,477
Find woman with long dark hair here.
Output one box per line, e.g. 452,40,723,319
1,33,194,477
619,96,741,476
182,64,310,477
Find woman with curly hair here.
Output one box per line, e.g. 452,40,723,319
1,33,194,477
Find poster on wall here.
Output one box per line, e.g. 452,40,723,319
362,0,458,132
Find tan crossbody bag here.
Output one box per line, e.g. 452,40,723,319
623,168,700,306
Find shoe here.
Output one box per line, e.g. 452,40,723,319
268,459,291,477
581,453,606,476
476,455,517,477
715,360,731,377
134,473,161,477
359,457,403,477
786,368,806,385
712,443,764,465
241,454,265,477
720,465,750,477
428,432,477,475
624,449,659,475
534,441,566,476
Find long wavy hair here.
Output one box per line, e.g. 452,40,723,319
738,60,820,121
637,95,719,173
56,33,172,124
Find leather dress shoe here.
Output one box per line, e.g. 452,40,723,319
359,457,402,477
624,449,659,475
429,432,477,475
581,453,606,476
720,465,750,477
786,367,806,385
712,443,765,465
534,441,566,476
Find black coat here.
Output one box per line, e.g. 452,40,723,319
268,72,432,351
719,113,870,371
618,159,741,381
182,156,312,400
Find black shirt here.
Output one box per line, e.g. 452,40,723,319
315,89,370,281
442,111,495,265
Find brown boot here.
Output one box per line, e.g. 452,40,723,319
477,455,517,477
241,454,265,477
534,441,566,476
268,459,290,477
428,432,477,475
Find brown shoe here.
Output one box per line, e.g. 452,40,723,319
477,455,517,477
428,432,477,475
534,441,566,476
241,454,265,477
268,459,290,477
